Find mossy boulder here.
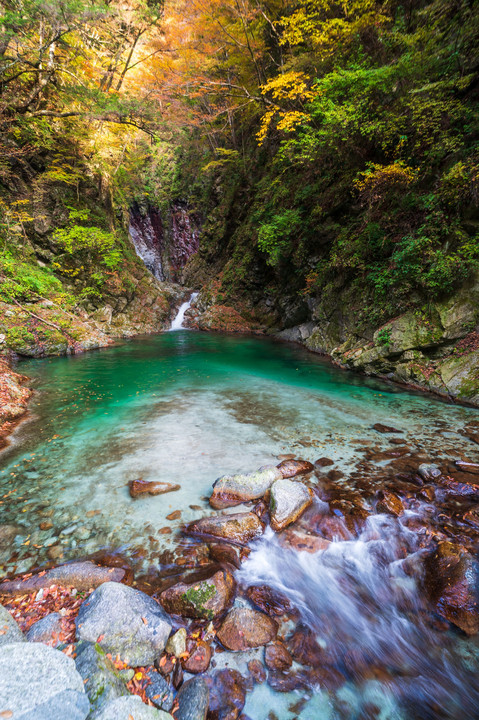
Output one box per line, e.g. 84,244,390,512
159,569,235,620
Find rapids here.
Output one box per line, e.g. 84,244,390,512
1,331,478,719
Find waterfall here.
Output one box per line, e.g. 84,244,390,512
169,292,198,331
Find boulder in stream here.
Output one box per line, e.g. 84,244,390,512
0,641,90,720
175,677,209,720
0,604,25,645
375,490,404,517
76,581,172,666
185,512,264,546
424,541,479,635
269,479,313,531
216,607,277,651
276,459,314,478
159,569,235,619
26,612,63,646
75,641,129,716
129,479,180,498
0,560,126,596
95,696,172,720
209,466,282,509
205,669,246,719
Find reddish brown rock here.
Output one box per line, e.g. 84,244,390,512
182,639,212,674
128,479,180,498
276,459,314,479
159,569,235,620
166,510,182,521
376,490,404,517
264,642,293,671
209,543,242,569
424,541,479,635
280,528,331,554
372,423,403,434
0,561,125,595
217,608,277,651
314,457,334,468
267,669,308,693
205,669,246,720
245,585,292,616
287,625,329,667
185,513,264,546
314,515,353,542
440,476,479,499
248,659,266,684
455,460,479,475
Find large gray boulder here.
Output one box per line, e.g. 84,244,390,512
176,677,209,720
0,641,90,720
0,604,24,646
210,466,282,509
94,696,172,720
75,582,171,666
26,612,62,646
75,642,129,717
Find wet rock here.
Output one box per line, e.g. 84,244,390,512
264,641,293,671
0,524,23,549
129,479,180,498
76,582,172,666
205,669,246,720
166,510,182,520
245,585,292,616
75,641,129,716
376,490,404,517
267,669,308,693
95,696,172,719
372,423,403,434
26,612,63,646
0,561,125,596
270,479,313,531
185,513,264,546
182,639,212,674
247,659,266,683
287,625,327,667
454,460,479,475
307,665,345,690
210,466,282,509
418,463,442,481
314,515,353,541
424,541,479,635
217,608,277,651
176,676,209,720
314,457,334,467
166,628,187,657
209,543,242,569
172,658,184,689
0,605,24,645
280,528,331,553
440,476,479,498
144,668,175,711
47,545,64,561
159,569,235,619
0,641,90,720
276,459,314,479
156,653,175,676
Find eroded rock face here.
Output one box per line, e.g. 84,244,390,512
128,479,180,498
0,642,90,720
186,513,264,546
276,459,314,479
210,466,283,509
424,542,479,635
76,582,172,666
270,479,313,531
217,608,277,651
205,669,246,720
159,569,235,619
0,561,125,596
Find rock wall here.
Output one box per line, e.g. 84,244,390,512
129,201,200,284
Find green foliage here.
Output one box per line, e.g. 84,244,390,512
0,250,63,302
53,209,121,270
5,326,35,350
376,327,392,347
257,209,302,266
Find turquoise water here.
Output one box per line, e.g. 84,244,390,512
0,331,477,576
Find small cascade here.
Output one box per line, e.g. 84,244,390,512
169,292,198,330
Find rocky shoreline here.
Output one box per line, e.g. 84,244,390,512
1,447,479,719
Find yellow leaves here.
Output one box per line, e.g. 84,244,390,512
257,71,314,145
261,71,314,103
353,162,417,207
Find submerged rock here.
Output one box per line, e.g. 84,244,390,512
159,569,235,619
75,641,129,716
205,669,246,720
424,541,479,635
0,561,125,596
0,605,24,646
0,641,90,720
269,479,313,531
26,612,63,646
129,479,180,498
182,639,212,674
372,423,403,434
265,642,293,671
276,459,314,479
217,608,277,651
175,677,209,720
245,585,292,616
185,513,264,546
376,490,404,517
209,466,282,509
76,582,172,666
95,696,172,720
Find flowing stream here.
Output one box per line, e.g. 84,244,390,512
1,331,478,719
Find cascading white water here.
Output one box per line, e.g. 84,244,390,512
169,292,198,330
